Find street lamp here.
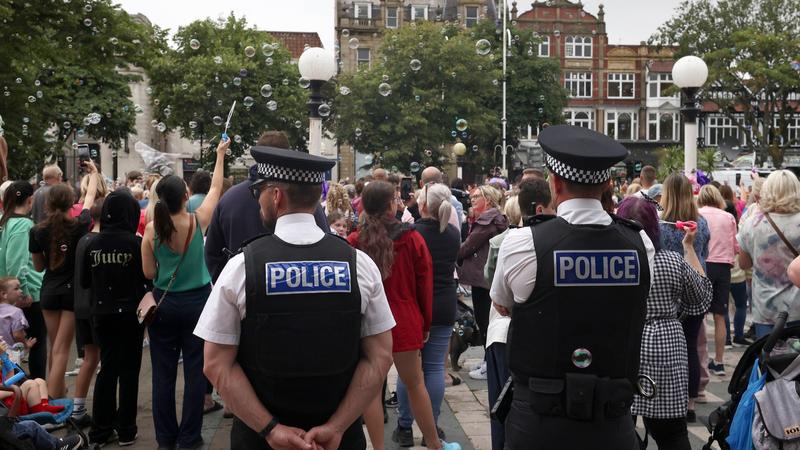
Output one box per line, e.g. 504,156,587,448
453,142,466,179
672,55,708,174
298,47,337,156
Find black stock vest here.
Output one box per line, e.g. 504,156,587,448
509,215,650,387
237,233,361,429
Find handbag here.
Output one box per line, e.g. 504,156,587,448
763,211,800,257
137,215,195,326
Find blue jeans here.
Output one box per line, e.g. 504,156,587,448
396,325,452,429
486,343,509,450
754,320,800,339
148,285,210,449
730,281,748,339
13,420,59,450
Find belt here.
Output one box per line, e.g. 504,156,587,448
513,374,634,421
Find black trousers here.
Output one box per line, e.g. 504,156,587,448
89,313,144,443
472,287,491,347
642,417,691,450
231,416,366,450
681,314,703,398
504,398,638,450
23,302,47,379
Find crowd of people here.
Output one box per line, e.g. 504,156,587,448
0,127,799,450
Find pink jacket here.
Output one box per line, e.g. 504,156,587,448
699,206,739,265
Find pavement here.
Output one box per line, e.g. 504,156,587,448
58,315,746,450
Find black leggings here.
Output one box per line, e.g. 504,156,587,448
23,302,47,379
642,417,691,450
682,314,703,398
472,286,491,347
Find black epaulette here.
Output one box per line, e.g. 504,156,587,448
610,214,644,231
524,214,557,227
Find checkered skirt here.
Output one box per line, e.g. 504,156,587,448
631,250,713,418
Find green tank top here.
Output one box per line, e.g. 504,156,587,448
153,215,211,292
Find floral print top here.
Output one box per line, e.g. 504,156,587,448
659,216,711,270
737,210,800,324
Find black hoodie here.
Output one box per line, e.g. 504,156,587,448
81,190,150,315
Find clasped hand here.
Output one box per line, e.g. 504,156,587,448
266,422,344,450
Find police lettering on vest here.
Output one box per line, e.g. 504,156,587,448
553,250,640,286
265,261,351,295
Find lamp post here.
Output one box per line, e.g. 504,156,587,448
298,47,337,156
672,55,708,174
453,142,466,179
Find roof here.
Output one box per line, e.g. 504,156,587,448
268,32,323,59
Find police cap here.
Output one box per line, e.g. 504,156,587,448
539,125,628,185
250,146,335,185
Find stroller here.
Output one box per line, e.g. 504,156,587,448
449,295,482,371
704,311,800,450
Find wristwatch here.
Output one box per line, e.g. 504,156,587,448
259,417,279,440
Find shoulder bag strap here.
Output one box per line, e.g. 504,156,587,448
762,211,799,257
156,214,196,307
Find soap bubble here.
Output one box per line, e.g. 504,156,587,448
83,18,92,27
341,29,350,37
244,46,256,58
157,122,166,132
239,68,248,77
294,120,302,128
212,116,223,126
60,244,68,252
88,113,102,124
450,130,457,137
409,59,422,71
110,37,118,45
415,95,421,101
472,145,479,152
262,43,274,57
348,37,359,49
265,57,273,66
188,121,197,129
318,103,331,117
260,84,273,97
475,39,491,56
27,95,36,103
354,128,362,137
364,154,373,164
76,129,85,138
378,82,392,97
145,87,152,95
339,86,351,96
62,121,71,129
234,135,242,143
281,79,289,86
232,77,241,86
410,162,420,172
83,4,92,12
455,119,468,131
571,348,592,369
266,100,277,111
243,96,254,108
163,107,171,117
492,79,499,86
213,55,223,64
382,74,389,82
189,39,200,50
14,78,22,84
298,77,310,88
134,104,143,114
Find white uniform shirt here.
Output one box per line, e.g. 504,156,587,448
194,213,396,345
490,198,656,309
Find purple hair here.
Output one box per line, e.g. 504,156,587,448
616,196,661,251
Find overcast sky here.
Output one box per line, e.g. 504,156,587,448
115,0,687,49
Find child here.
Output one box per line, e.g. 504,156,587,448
327,211,349,237
0,277,36,352
0,339,63,415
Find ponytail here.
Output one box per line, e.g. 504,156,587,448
0,181,34,229
35,184,75,270
153,200,176,244
437,200,452,233
418,183,454,234
153,175,187,244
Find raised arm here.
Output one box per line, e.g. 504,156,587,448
195,138,230,233
82,161,99,212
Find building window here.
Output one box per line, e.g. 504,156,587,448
564,110,594,129
565,36,592,58
706,115,741,146
465,6,479,27
356,48,370,70
538,36,549,57
386,6,398,28
647,73,677,99
607,73,635,99
771,115,800,146
354,2,372,19
411,5,428,21
565,72,592,98
606,111,637,140
647,112,679,141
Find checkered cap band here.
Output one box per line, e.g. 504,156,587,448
545,154,611,185
256,162,326,184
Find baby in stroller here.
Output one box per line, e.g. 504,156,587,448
0,340,64,416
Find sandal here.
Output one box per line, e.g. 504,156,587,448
203,400,223,415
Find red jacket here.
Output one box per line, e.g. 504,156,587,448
348,227,433,353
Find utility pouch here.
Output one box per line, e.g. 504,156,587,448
565,373,597,421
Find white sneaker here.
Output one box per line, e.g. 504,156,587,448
469,363,487,380
65,358,83,377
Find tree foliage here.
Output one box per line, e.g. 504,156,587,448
651,0,800,167
331,20,566,175
0,0,166,179
147,15,310,169
656,145,716,180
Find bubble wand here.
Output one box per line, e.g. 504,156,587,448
659,220,697,231
221,100,236,142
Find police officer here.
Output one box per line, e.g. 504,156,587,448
195,146,395,450
490,125,656,450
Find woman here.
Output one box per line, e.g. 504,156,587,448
658,173,710,421
325,182,356,232
30,161,99,398
697,185,739,377
458,185,507,380
737,170,800,338
618,197,711,450
348,181,458,450
0,181,45,379
71,171,107,217
718,184,739,221
393,183,460,446
141,138,228,450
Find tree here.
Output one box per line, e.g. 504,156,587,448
147,15,310,170
656,145,716,180
0,0,166,179
331,20,566,175
651,0,800,167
